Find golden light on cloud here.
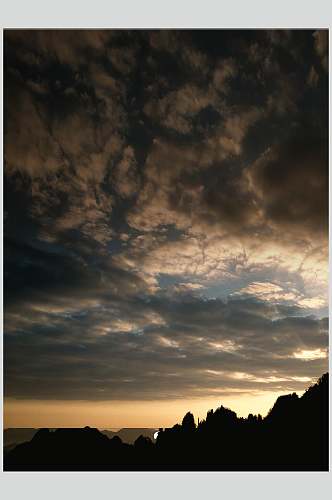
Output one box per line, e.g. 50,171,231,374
208,340,239,352
293,348,327,361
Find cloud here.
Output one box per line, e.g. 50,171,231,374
6,29,114,66
246,124,328,235
4,294,328,401
313,30,328,71
127,104,264,234
108,45,138,75
173,282,205,293
113,228,327,317
307,65,319,87
4,30,328,408
148,30,209,75
5,87,64,178
213,58,238,92
4,31,130,247
112,146,139,198
236,281,291,300
144,83,219,134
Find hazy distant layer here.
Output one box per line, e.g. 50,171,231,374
4,427,157,451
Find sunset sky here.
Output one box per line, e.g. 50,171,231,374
4,29,328,428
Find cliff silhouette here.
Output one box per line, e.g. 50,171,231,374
4,373,328,471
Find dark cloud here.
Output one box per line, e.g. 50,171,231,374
247,124,328,235
4,294,328,401
4,30,328,405
313,30,328,71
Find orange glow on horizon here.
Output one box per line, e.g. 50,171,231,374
4,390,300,429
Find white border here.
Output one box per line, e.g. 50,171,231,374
0,0,331,498
0,0,330,29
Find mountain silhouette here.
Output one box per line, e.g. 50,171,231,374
4,373,328,471
3,428,38,455
101,428,157,444
3,427,156,455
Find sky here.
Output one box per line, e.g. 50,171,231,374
3,29,328,428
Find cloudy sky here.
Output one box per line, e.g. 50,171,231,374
4,30,328,428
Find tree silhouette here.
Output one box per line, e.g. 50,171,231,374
182,412,196,432
4,373,329,471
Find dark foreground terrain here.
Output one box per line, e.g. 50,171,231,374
4,427,156,455
4,374,328,471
